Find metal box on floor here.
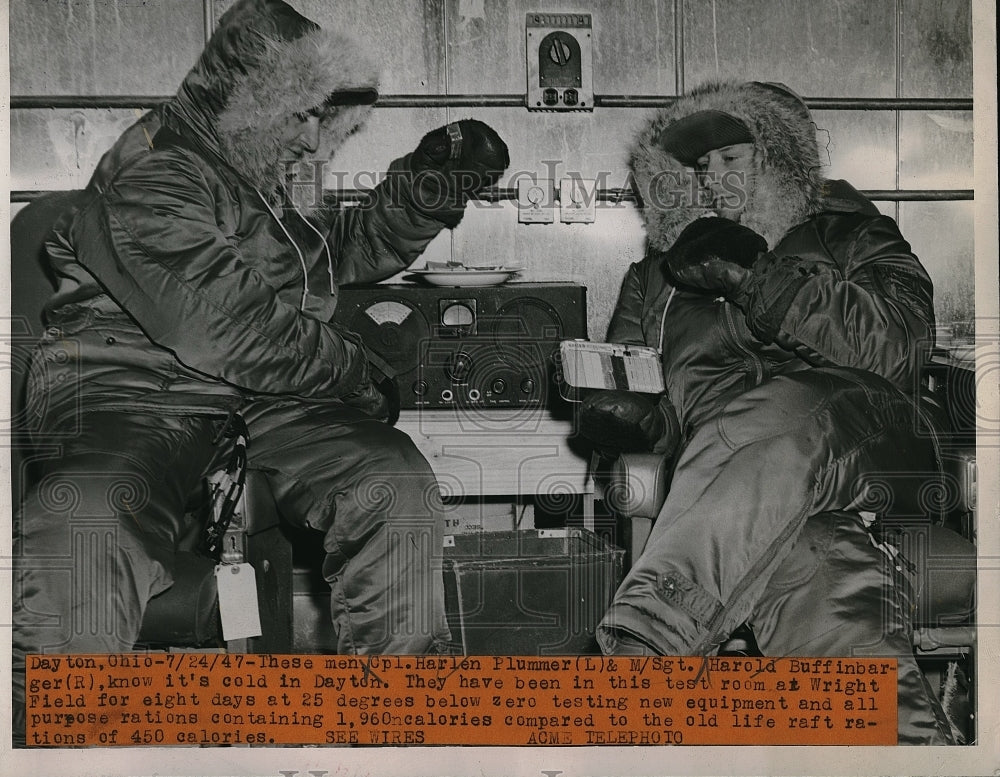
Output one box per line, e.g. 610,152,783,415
443,528,625,655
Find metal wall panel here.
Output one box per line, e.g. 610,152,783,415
813,111,898,189
682,0,896,97
898,111,975,189
9,109,139,191
445,0,677,94
422,105,650,179
214,0,446,93
320,107,451,183
450,201,647,341
9,0,979,343
898,0,973,202
899,201,976,339
9,0,205,94
900,0,973,97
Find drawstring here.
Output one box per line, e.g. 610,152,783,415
657,286,677,354
296,206,336,295
257,188,339,304
256,188,310,311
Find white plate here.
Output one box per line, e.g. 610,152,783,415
408,267,523,287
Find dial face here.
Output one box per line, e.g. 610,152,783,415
365,301,414,326
548,37,572,66
441,302,475,328
351,298,428,374
538,31,582,87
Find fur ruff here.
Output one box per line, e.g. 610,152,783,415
179,0,379,194
630,80,825,249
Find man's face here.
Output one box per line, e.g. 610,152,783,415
278,112,321,163
696,142,755,221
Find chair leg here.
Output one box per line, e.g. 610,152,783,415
245,523,294,653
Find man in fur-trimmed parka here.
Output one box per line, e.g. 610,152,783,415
581,81,953,743
13,0,509,721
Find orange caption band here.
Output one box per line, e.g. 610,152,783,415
26,654,897,746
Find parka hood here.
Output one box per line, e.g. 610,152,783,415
630,80,825,249
167,0,380,194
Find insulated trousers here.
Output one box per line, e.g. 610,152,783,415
596,368,952,744
12,399,451,742
751,511,954,745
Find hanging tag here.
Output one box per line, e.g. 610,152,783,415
215,563,262,641
445,122,464,160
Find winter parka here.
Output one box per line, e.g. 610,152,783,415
38,0,449,421
612,81,935,436
598,81,953,744
13,5,457,739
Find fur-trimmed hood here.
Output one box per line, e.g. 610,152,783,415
166,0,380,194
630,80,825,249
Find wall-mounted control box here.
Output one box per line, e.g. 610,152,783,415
517,178,555,223
559,178,597,223
526,12,594,111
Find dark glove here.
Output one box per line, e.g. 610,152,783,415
665,217,824,344
407,119,510,227
340,366,400,425
578,390,680,459
373,371,401,426
662,216,768,299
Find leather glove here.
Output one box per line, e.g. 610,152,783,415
372,371,401,426
662,216,768,300
578,390,681,459
340,366,400,426
407,119,510,227
664,217,823,344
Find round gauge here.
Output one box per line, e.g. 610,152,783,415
364,301,414,326
441,302,475,329
348,298,429,374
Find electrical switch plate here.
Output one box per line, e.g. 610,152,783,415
517,178,555,223
559,178,597,223
526,12,594,111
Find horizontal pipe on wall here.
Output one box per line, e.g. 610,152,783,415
9,95,974,111
316,188,976,204
803,97,973,111
11,96,170,109
595,96,974,111
11,189,975,204
857,189,975,201
6,94,526,109
479,188,976,203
